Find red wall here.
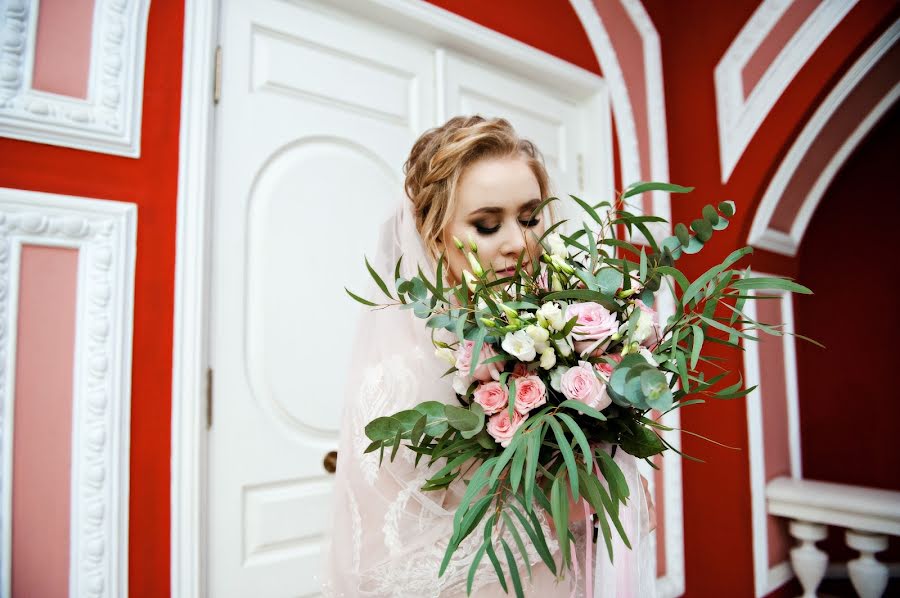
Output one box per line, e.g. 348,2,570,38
0,1,184,596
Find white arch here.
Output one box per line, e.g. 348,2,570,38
749,20,900,256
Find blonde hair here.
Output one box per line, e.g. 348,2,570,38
403,115,551,259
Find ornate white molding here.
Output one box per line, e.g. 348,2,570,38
715,0,858,183
0,187,136,598
749,20,900,256
741,280,802,597
0,0,151,157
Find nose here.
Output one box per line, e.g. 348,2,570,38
499,222,528,260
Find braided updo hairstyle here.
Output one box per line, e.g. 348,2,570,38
403,115,551,260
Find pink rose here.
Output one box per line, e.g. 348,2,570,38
561,361,611,411
487,409,528,447
473,381,509,415
514,375,547,415
593,353,623,381
566,302,619,341
632,299,662,347
456,340,504,382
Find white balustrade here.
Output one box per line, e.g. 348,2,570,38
767,477,900,598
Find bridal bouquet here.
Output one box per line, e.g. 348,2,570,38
347,182,811,597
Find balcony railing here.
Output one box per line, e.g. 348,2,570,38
766,477,900,598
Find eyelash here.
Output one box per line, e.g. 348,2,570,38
475,218,541,235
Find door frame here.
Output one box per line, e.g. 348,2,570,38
172,2,612,596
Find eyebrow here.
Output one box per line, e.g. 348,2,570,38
468,198,543,217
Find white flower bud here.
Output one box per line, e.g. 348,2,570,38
539,347,557,369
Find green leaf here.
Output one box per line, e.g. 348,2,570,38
731,277,812,294
623,181,694,199
690,218,713,243
364,416,401,441
702,204,720,226
690,324,704,370
718,200,735,217
469,326,488,378
467,540,488,595
485,526,508,593
578,471,613,560
460,402,486,439
445,404,481,432
550,475,571,567
508,499,557,575
556,412,594,474
558,399,608,421
489,436,523,487
501,539,524,598
502,512,532,581
597,268,623,295
619,423,666,458
569,194,604,226
345,287,376,306
510,443,527,494
365,256,393,300
524,421,543,505
547,416,579,497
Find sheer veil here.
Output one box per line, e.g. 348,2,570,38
320,197,655,597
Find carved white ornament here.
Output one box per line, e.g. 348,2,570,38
715,0,858,183
0,0,151,157
0,187,136,598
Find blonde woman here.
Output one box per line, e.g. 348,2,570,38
322,116,655,597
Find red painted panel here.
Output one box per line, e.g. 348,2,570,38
741,0,819,98
32,0,96,98
0,1,185,596
756,298,791,568
424,1,601,76
11,245,78,598
770,40,900,232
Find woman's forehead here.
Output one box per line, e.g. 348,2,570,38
456,157,541,214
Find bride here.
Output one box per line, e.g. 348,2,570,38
321,116,655,597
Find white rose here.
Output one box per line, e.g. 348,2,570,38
549,365,570,392
452,373,474,395
546,232,567,258
525,325,550,353
539,347,557,369
435,347,456,366
501,330,537,362
537,302,566,331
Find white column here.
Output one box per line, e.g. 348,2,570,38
789,520,828,598
845,529,889,598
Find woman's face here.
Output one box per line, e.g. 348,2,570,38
441,155,546,285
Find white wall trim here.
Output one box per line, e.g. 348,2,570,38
648,282,685,598
748,20,900,256
0,0,151,157
620,0,672,242
0,187,136,598
741,278,801,597
171,0,218,596
714,0,858,183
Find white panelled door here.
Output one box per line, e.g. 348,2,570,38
208,2,610,596
208,1,434,596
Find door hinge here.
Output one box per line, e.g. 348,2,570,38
206,367,213,429
213,45,222,104
577,153,585,192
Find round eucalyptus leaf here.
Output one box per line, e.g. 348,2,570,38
365,416,402,441
702,204,720,226
675,223,691,247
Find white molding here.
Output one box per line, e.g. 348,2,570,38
0,187,136,598
715,0,858,183
650,282,685,598
742,278,801,597
749,21,900,256
0,0,151,157
620,0,672,241
171,0,218,596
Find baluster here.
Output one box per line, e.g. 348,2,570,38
845,529,888,598
789,520,828,598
